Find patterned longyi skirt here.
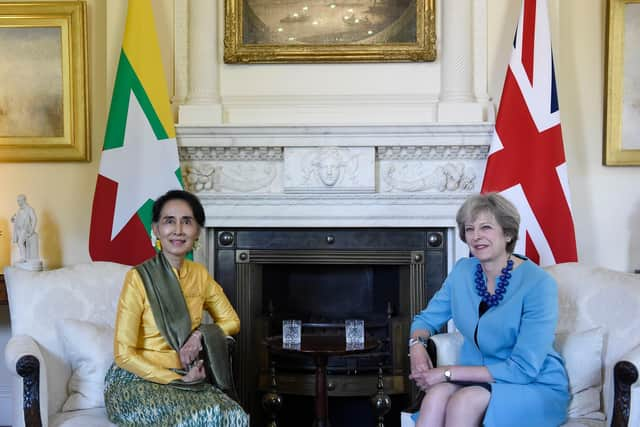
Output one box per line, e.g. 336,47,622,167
104,364,249,427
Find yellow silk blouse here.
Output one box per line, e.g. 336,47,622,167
113,259,240,384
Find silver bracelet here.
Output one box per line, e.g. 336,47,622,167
408,336,428,349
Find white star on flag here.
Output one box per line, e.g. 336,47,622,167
99,89,182,240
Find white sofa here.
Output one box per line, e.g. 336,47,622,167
4,262,241,427
4,263,129,427
5,262,639,427
401,263,640,427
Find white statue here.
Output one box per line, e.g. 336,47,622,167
11,194,43,271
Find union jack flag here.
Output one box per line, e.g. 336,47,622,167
481,0,577,266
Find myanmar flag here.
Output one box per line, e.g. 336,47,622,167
89,0,183,266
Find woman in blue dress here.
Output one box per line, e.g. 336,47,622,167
409,193,569,427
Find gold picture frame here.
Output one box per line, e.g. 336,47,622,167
0,1,89,162
604,0,640,165
224,0,436,63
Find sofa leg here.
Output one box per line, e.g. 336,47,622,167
611,360,638,427
16,355,43,427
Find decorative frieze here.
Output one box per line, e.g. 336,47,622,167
179,146,283,161
380,162,479,193
216,163,278,193
182,164,216,192
182,162,279,193
177,126,491,196
377,145,489,160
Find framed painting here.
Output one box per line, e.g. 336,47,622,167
0,1,89,162
604,0,640,165
224,0,436,63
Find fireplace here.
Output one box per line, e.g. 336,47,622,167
177,123,490,425
212,227,448,426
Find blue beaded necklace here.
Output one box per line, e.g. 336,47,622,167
474,258,514,307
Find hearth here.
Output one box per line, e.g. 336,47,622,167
212,228,448,427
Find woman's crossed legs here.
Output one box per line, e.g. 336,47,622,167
416,383,490,427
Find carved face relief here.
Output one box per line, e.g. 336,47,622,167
313,149,345,187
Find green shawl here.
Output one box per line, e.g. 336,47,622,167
136,253,234,393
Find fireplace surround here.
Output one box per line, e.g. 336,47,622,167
178,124,491,251
211,227,447,426
177,123,491,425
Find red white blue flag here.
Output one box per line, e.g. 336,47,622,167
481,0,577,266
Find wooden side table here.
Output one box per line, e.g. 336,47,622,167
265,335,379,427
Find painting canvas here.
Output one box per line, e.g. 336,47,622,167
0,27,64,138
604,0,640,165
225,0,436,63
622,3,640,150
244,0,417,45
0,2,89,162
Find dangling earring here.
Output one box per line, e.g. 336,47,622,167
155,239,162,251
193,239,200,251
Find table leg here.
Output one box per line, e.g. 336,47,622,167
312,354,329,427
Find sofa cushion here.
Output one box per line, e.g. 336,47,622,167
561,419,606,427
50,407,116,427
554,327,603,396
567,386,605,421
5,263,129,415
555,328,604,419
58,319,114,411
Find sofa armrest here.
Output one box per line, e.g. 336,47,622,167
612,344,640,427
4,334,46,427
225,336,240,402
427,332,464,367
405,332,464,413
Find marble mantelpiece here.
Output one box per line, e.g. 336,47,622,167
177,124,492,261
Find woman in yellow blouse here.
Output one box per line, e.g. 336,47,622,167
104,190,248,427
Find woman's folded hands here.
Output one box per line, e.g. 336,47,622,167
180,330,206,382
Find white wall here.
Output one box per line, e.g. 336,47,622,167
555,0,640,271
0,0,107,424
211,0,639,271
487,0,639,271
91,0,640,274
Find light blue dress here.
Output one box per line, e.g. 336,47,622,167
411,256,569,427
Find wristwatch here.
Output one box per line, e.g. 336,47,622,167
443,369,452,382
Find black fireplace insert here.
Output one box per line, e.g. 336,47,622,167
212,228,448,427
